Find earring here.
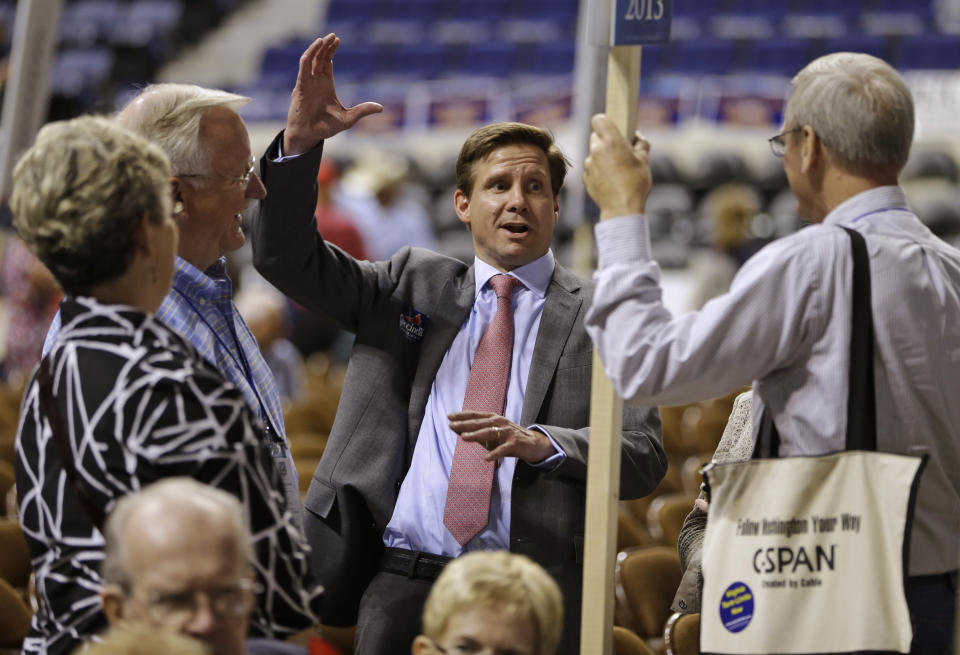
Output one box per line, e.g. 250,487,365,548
172,201,184,215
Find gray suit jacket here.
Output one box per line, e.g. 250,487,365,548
252,134,666,653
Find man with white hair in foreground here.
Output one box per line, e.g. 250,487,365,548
583,52,959,653
100,478,307,655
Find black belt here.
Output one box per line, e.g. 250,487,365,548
380,547,452,582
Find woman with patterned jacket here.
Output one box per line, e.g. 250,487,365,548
10,117,320,655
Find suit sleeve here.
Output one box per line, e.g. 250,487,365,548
251,131,399,332
535,404,666,500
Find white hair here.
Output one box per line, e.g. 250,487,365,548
101,477,253,587
116,83,250,177
785,52,914,178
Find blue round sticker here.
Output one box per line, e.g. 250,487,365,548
719,581,754,633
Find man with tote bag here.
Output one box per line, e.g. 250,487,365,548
583,52,960,654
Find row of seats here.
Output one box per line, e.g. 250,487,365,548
0,0,241,119
258,31,960,88
643,33,960,76
323,0,932,29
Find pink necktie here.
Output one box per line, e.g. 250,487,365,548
443,274,521,546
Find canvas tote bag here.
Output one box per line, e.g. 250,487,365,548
699,227,926,655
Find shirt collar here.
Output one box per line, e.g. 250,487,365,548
473,250,555,301
172,256,232,301
822,185,909,227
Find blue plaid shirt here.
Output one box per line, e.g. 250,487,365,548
159,257,287,437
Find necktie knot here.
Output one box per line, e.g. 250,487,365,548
489,274,521,300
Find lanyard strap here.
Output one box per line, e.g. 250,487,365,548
172,287,278,436
755,225,876,457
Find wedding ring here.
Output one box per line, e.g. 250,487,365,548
495,426,501,443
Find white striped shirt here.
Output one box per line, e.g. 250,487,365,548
586,186,960,575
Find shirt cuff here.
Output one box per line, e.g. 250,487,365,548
526,425,566,470
594,215,652,267
273,139,300,162
272,134,324,162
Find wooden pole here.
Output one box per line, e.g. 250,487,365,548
580,44,641,655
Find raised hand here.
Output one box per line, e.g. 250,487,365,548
283,33,384,156
583,113,653,221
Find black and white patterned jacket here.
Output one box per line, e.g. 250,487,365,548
15,297,321,655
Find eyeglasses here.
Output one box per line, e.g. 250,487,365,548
428,638,531,655
768,128,802,158
137,579,260,626
179,155,257,187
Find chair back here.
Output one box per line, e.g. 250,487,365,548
0,520,32,589
616,546,683,639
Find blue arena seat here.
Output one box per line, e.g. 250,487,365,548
869,0,933,17
743,38,812,76
796,0,866,22
330,43,383,81
673,0,724,22
820,34,891,62
452,0,511,22
727,0,790,19
59,0,122,47
518,0,579,23
326,0,380,23
674,39,735,75
638,44,670,77
259,43,305,89
51,47,114,98
382,43,451,79
527,41,576,76
460,42,518,77
898,34,960,70
109,0,182,47
382,0,445,22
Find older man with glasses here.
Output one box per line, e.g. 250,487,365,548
100,478,281,655
583,52,960,653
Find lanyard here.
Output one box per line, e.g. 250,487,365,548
172,287,279,439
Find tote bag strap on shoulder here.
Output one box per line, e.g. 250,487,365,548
755,226,876,458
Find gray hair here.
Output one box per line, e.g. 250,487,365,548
785,52,914,178
11,116,171,295
102,478,254,587
116,83,250,177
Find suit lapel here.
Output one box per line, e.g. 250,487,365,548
407,268,475,446
521,265,582,425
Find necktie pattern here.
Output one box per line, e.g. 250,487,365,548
443,274,522,545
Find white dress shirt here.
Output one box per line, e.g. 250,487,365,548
384,251,564,556
586,186,960,575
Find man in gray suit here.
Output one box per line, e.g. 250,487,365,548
252,34,666,655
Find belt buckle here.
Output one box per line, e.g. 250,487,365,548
406,551,422,579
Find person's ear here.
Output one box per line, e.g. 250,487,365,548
799,125,820,174
553,197,560,225
412,635,437,655
454,188,471,227
170,178,188,223
100,584,128,625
